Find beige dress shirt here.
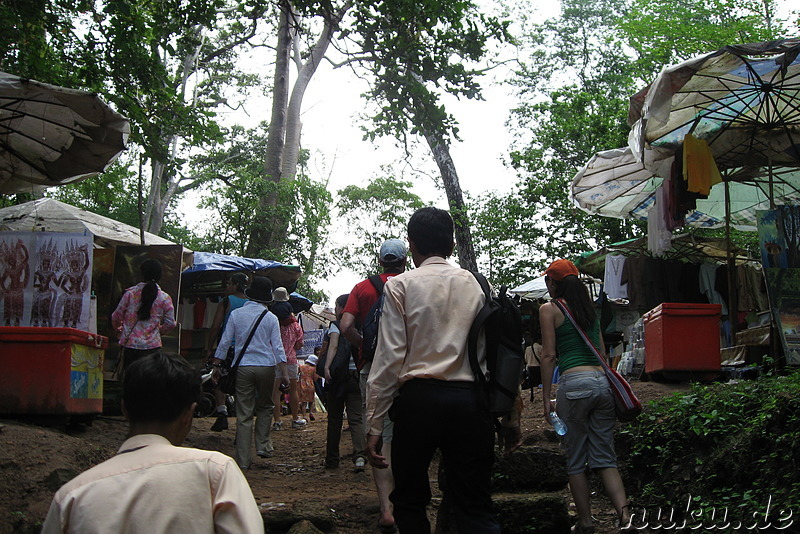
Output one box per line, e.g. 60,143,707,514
42,434,264,534
365,256,486,436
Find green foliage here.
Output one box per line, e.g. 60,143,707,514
621,0,785,79
333,175,424,277
46,161,142,228
617,373,800,525
349,0,511,143
194,123,333,300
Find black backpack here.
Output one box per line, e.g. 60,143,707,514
316,321,356,400
360,275,385,363
467,272,525,417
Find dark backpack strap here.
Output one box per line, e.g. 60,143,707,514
230,309,270,371
368,275,385,294
467,271,495,387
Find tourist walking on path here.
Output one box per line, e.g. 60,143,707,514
270,286,306,430
211,276,289,470
340,238,408,533
539,259,632,534
111,258,176,375
324,294,366,471
207,272,249,432
365,208,500,534
42,352,263,533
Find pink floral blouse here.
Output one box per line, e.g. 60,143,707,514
280,319,304,365
111,282,176,350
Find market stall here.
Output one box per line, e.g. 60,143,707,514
0,198,191,415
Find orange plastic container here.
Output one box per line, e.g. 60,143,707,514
0,327,108,415
643,303,722,373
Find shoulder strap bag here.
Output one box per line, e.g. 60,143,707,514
552,299,642,422
218,309,270,395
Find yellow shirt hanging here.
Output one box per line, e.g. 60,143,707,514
683,133,722,195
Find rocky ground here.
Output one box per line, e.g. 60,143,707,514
0,380,689,533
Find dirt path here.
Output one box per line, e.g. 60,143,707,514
0,380,689,534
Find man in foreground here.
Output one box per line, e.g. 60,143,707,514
365,207,501,533
42,352,264,533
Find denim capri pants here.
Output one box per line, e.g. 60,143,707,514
556,370,617,475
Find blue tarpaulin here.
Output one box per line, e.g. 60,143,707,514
182,252,306,304
183,252,301,275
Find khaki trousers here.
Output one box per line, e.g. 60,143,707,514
235,365,276,468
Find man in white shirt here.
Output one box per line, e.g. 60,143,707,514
42,352,264,534
211,276,289,469
365,207,501,533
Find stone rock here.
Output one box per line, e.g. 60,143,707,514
287,519,325,534
44,468,78,492
261,500,335,533
493,446,568,492
494,492,571,533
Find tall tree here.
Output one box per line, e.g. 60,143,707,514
194,122,333,298
343,0,511,270
246,0,352,258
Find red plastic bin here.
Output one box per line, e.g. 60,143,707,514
643,303,722,374
0,327,108,415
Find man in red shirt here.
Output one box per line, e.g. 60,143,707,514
339,238,406,533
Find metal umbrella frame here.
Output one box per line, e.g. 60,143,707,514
572,146,800,231
0,72,130,194
629,38,800,173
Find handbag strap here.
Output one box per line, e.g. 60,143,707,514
229,309,270,371
551,299,612,374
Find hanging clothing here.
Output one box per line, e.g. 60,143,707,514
683,134,722,196
699,263,728,315
603,255,628,300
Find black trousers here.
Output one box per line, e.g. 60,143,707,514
390,379,500,534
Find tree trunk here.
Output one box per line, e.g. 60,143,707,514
423,130,478,271
245,1,293,258
248,0,351,257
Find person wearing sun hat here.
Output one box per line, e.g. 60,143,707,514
539,259,632,533
210,276,289,470
270,286,306,430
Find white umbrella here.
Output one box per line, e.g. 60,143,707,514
0,72,130,194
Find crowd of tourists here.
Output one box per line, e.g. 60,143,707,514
42,206,631,534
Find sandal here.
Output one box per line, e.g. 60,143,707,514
571,522,595,534
378,523,397,534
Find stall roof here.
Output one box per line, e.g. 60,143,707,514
574,234,753,279
0,198,193,268
183,251,303,294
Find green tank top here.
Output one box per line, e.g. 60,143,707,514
555,308,601,373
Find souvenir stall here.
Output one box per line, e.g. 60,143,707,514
178,252,312,367
0,198,190,416
575,235,771,379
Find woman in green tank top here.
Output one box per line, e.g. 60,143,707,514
539,259,632,534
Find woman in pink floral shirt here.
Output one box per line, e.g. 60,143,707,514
111,259,176,373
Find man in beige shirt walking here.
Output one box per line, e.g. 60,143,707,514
365,207,501,533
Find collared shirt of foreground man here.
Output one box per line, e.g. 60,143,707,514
42,352,264,534
365,207,501,534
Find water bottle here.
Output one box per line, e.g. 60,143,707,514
550,411,567,435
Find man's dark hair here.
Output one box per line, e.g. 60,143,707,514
381,258,406,272
123,353,201,424
336,293,350,308
407,207,454,258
